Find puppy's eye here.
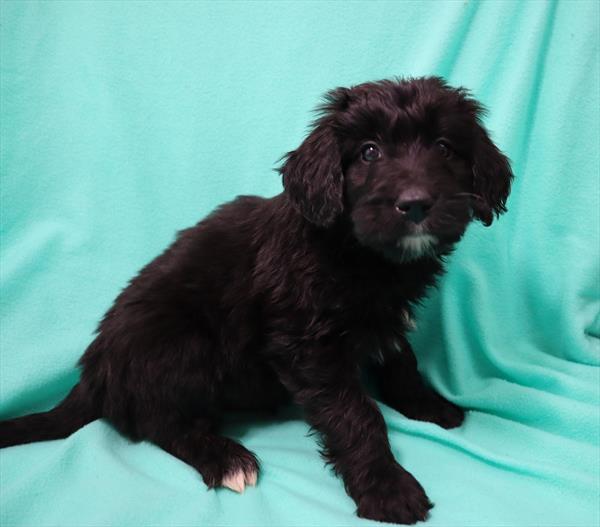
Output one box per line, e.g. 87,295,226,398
361,143,381,162
436,140,454,159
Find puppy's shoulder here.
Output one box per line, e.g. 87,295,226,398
201,194,269,226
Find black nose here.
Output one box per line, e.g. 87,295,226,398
395,190,435,224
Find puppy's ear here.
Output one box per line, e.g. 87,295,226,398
471,125,514,226
280,88,349,226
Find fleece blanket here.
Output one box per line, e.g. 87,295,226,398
1,1,599,525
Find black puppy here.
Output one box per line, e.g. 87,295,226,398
0,77,513,524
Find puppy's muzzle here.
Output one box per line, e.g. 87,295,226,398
394,189,436,224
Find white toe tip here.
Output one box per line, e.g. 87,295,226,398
246,469,258,487
221,466,258,492
222,469,246,493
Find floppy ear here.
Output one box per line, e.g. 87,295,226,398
280,89,349,226
471,126,514,226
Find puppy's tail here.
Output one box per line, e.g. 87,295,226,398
0,383,100,448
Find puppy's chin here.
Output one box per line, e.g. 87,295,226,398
397,234,438,260
376,234,439,263
349,211,470,263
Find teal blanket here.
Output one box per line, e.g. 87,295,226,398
1,1,598,525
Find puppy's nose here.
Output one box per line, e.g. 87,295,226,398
394,190,435,224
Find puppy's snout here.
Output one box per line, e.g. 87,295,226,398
394,189,435,224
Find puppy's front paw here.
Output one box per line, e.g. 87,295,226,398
405,392,465,429
386,389,465,430
356,466,433,524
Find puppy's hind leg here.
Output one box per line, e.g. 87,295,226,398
149,418,259,493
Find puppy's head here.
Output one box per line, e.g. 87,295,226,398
281,77,513,261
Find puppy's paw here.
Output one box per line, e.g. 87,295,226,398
219,444,259,493
201,439,260,493
387,390,465,429
356,466,433,524
406,392,465,429
221,464,258,493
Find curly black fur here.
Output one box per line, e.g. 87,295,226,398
0,77,513,524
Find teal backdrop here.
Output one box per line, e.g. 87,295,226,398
1,1,599,526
